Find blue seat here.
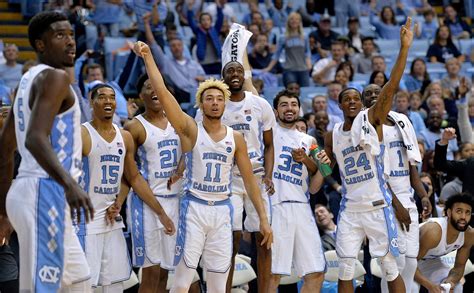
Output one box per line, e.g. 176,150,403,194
410,39,430,58
458,39,473,55
263,86,284,104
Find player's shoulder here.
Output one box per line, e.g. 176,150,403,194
420,220,443,243
123,116,144,132
245,91,270,106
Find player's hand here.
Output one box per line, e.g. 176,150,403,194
440,128,456,145
262,176,274,195
291,148,306,163
421,196,432,219
0,215,13,246
133,41,151,58
167,172,183,190
427,283,443,293
65,182,94,224
394,205,411,232
457,77,469,97
105,202,121,225
142,11,152,24
259,220,273,250
400,17,416,48
316,150,331,165
158,213,176,236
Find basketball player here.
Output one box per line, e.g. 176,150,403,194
194,60,276,293
124,74,183,292
0,12,94,292
268,90,327,292
362,83,432,292
415,193,474,293
324,18,415,293
133,41,272,293
79,83,175,292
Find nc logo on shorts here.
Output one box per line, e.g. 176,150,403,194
391,238,399,248
175,245,182,256
136,247,144,257
226,147,232,153
39,265,60,284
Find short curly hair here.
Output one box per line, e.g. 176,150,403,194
28,11,68,51
195,78,230,108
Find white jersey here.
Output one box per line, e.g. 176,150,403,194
13,64,82,181
422,217,465,259
183,122,235,201
196,91,276,174
332,122,388,212
81,122,125,234
135,115,182,196
383,123,416,209
272,124,314,204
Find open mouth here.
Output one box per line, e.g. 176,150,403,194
104,106,113,112
151,95,159,101
231,78,241,86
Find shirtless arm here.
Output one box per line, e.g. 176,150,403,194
133,41,197,151
368,18,414,140
444,229,474,287
415,222,444,292
27,69,94,222
234,132,273,249
121,129,175,235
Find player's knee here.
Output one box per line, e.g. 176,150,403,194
380,253,399,282
338,258,356,281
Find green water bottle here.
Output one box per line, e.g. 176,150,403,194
309,144,332,177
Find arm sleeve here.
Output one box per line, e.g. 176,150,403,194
433,141,466,178
456,96,473,143
215,6,224,32
187,9,199,34
150,41,167,70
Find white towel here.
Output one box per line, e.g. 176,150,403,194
388,111,422,164
351,109,390,176
221,23,253,70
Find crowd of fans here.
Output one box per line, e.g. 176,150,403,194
1,0,474,291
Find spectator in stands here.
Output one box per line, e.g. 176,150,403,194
404,57,431,93
456,89,473,143
241,0,260,26
443,5,471,39
187,0,223,74
441,58,471,98
144,13,206,104
325,81,344,124
175,0,203,26
369,4,405,39
265,0,291,28
351,36,378,74
368,70,388,87
295,117,308,133
335,0,360,28
334,69,349,89
247,23,261,52
314,205,337,251
371,55,387,73
297,0,319,27
309,16,340,53
262,18,278,50
119,4,138,37
419,172,440,219
312,41,345,86
134,0,169,47
415,9,438,40
0,44,22,92
252,78,265,96
426,25,464,63
434,127,474,197
204,0,235,24
337,61,355,84
394,90,427,136
421,111,459,160
423,80,443,101
263,12,312,86
93,0,122,37
309,110,329,145
311,95,327,114
346,17,363,53
410,91,428,120
303,112,316,130
286,82,300,97
426,94,453,122
249,34,274,71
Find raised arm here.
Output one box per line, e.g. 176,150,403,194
26,69,94,222
234,132,273,249
133,41,196,140
368,17,414,133
121,129,175,235
434,128,466,178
